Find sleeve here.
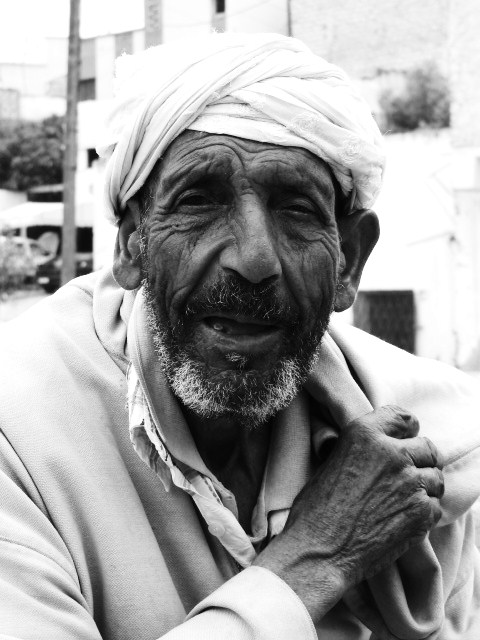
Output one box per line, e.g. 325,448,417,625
0,432,316,640
0,432,104,640
169,566,317,640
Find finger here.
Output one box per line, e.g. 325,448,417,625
356,405,420,439
417,467,445,498
429,496,443,525
403,436,443,469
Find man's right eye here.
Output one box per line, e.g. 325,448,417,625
176,191,213,207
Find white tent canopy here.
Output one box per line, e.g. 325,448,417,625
0,201,93,230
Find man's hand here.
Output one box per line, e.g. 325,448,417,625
255,405,444,623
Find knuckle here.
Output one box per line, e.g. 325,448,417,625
416,492,434,523
422,436,440,466
398,464,419,489
396,442,411,461
396,442,417,469
386,405,419,435
436,468,445,497
345,417,377,445
431,501,443,524
384,404,406,416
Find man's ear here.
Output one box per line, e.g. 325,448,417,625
112,198,143,290
334,209,380,312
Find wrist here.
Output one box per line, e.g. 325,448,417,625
254,534,350,623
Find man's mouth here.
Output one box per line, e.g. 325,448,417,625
195,314,284,360
204,315,279,337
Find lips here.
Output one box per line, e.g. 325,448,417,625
204,316,279,337
196,314,284,360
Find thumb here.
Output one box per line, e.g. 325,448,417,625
348,405,420,440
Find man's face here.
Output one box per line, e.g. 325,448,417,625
139,131,342,425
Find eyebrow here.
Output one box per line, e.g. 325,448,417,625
261,161,335,195
159,153,233,195
255,160,337,217
158,148,336,211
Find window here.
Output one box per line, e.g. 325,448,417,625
78,79,96,101
115,31,134,57
353,290,416,353
215,0,225,13
0,88,20,120
80,38,96,80
87,148,99,167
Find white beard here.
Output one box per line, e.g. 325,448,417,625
148,320,319,428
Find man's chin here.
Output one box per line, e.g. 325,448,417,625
143,284,331,425
165,354,304,427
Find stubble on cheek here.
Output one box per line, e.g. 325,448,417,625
139,215,198,325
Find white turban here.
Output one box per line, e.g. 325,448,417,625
97,32,385,223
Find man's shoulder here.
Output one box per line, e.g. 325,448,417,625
330,319,477,397
1,271,98,343
0,269,128,467
1,273,87,363
0,268,127,366
330,319,480,454
0,268,128,419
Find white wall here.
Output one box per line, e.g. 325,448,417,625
290,0,449,79
162,0,213,42
0,63,47,96
226,0,288,34
451,189,480,369
92,159,116,271
450,0,480,148
358,130,460,363
0,189,26,212
95,35,116,101
20,95,66,120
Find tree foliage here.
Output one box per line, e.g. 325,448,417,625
379,63,450,132
0,115,64,191
0,236,35,293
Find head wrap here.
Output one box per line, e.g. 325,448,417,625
97,32,385,223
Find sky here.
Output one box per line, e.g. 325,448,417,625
0,0,144,61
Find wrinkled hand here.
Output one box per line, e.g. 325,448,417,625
255,405,444,622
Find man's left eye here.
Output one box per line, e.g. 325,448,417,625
277,198,317,217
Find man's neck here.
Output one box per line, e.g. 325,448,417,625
182,407,273,532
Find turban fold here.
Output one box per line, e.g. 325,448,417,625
97,32,385,223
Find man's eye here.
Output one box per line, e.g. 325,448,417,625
277,199,317,217
176,191,213,207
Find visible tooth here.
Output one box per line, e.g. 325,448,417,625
213,322,224,332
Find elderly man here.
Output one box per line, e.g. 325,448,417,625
1,33,480,640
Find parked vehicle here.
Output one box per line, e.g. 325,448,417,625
15,237,56,275
0,235,55,288
37,253,93,293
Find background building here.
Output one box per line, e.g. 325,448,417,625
1,0,479,370
0,37,67,121
289,0,480,370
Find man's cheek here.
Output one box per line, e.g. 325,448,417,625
284,253,337,315
149,259,201,325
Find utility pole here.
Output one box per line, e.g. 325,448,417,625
61,0,80,285
286,0,292,37
145,0,163,47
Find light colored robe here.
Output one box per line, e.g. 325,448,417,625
1,268,480,639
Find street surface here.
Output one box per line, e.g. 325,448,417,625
0,289,48,322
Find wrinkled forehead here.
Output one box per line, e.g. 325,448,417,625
147,130,342,203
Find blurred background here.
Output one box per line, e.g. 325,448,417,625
0,0,479,374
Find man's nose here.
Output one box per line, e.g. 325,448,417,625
219,196,282,284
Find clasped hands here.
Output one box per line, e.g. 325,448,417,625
256,405,444,622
